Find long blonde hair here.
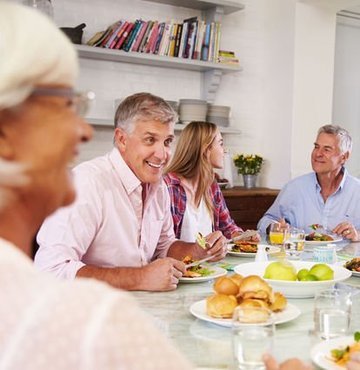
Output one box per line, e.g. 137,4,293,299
165,121,218,215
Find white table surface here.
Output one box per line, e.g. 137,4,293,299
131,242,360,369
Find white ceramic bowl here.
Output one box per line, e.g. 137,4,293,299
234,261,352,298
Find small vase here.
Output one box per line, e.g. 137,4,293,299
242,174,257,189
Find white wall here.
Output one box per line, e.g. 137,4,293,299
333,14,360,177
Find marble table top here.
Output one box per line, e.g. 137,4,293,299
131,242,360,369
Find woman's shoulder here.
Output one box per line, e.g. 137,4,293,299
163,172,181,185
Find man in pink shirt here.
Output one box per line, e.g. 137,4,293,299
35,93,227,291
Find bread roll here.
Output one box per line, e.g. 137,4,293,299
237,275,274,303
213,276,239,296
270,292,287,312
206,294,238,318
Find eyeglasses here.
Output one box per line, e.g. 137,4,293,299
30,87,95,117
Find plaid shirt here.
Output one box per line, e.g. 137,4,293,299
163,173,242,239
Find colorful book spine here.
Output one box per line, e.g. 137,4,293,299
201,23,211,61
122,19,142,52
109,21,129,49
145,21,159,53
114,22,134,50
153,22,165,55
168,23,178,57
177,21,188,58
139,21,154,53
104,20,124,48
131,20,148,52
173,23,183,57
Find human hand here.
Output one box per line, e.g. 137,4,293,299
347,352,360,370
333,222,359,242
197,231,227,262
263,354,313,370
140,257,185,291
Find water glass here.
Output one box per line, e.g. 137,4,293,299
284,227,305,259
313,288,352,340
232,307,275,369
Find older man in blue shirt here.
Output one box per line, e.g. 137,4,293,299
258,125,360,241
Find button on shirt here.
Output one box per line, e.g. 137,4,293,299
35,148,176,280
257,169,360,233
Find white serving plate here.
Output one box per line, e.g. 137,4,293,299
189,300,301,327
234,261,351,298
179,266,227,283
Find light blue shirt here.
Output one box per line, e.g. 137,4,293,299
257,168,360,234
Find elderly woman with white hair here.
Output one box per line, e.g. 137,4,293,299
0,3,193,369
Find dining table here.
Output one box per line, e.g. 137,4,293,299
131,241,360,370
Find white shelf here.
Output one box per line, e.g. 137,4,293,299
76,45,242,73
142,0,244,15
87,117,241,134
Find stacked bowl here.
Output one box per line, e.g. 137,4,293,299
206,104,231,127
179,99,207,124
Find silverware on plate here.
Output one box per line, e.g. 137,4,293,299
185,255,215,269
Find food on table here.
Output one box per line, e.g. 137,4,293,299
305,232,334,241
182,255,214,278
309,223,323,230
206,274,287,319
308,263,334,281
270,292,287,312
214,276,240,295
206,294,238,318
231,241,258,253
344,257,360,272
263,261,334,281
329,332,360,367
196,232,207,249
263,261,297,281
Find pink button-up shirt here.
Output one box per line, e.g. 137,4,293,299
35,148,176,279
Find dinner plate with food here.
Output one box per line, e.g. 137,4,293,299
305,232,342,245
344,257,360,277
227,243,281,258
189,300,300,327
311,333,360,370
180,256,227,283
189,274,301,326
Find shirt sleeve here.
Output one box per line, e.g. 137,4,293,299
214,183,242,239
257,183,294,233
34,169,103,280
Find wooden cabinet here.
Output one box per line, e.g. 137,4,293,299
222,187,279,230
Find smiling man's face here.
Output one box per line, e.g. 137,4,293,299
115,119,174,184
311,132,349,176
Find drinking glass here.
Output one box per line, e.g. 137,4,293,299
284,227,305,259
232,307,275,370
269,223,288,246
313,288,352,340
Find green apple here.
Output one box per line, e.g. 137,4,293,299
263,261,297,281
297,268,310,281
309,263,334,281
300,274,318,281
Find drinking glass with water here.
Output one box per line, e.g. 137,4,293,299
313,288,352,340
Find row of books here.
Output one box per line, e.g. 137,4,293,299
86,17,224,63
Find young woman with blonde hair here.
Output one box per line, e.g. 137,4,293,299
164,121,259,242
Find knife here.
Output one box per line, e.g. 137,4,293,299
185,255,215,269
227,229,258,244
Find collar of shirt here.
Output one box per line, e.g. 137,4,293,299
313,166,348,194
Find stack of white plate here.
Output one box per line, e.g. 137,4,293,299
179,99,207,124
165,100,179,114
206,104,231,127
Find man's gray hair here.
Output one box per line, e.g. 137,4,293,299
318,124,352,154
114,92,178,133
